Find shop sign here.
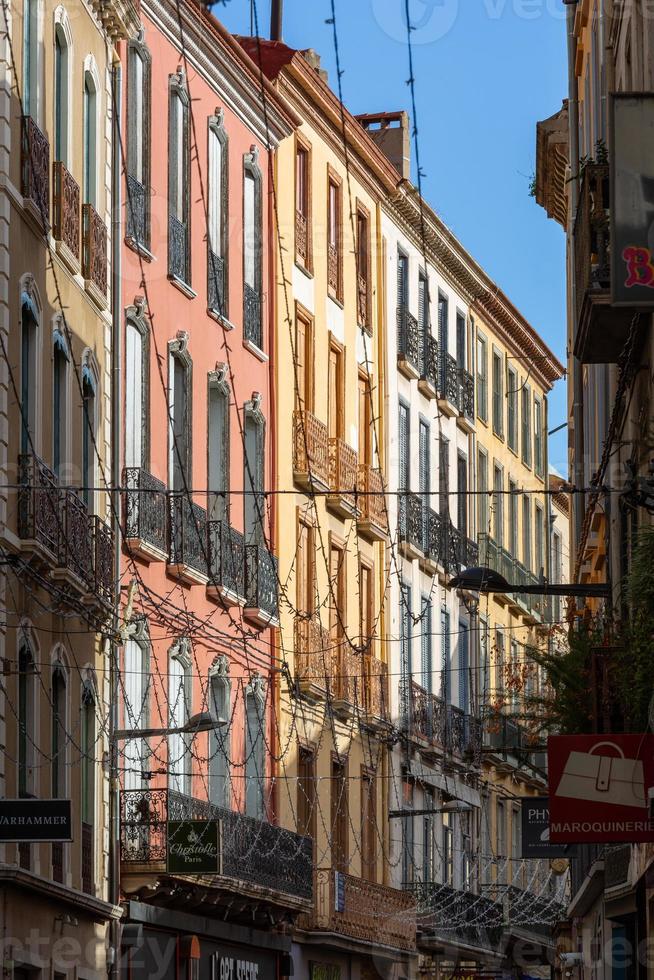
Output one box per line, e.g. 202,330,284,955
210,949,276,980
520,797,569,858
0,798,72,841
548,735,654,843
167,820,219,874
310,964,341,980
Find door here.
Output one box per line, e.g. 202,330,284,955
457,454,468,539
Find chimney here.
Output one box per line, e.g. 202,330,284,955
300,48,328,84
270,0,283,41
356,111,410,180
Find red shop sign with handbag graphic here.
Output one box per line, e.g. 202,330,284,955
548,735,654,843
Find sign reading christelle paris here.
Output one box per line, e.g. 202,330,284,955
548,735,654,843
167,820,220,874
0,799,72,842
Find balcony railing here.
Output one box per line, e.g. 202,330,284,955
168,213,189,284
398,491,424,558
356,464,388,541
438,352,460,409
478,534,515,593
82,204,108,297
446,705,482,759
485,711,525,758
59,489,94,584
363,655,389,724
293,409,330,490
295,615,330,698
420,334,439,397
245,544,279,624
410,681,445,745
244,282,262,350
208,250,226,316
168,495,208,583
120,788,313,904
411,882,503,952
505,884,565,939
302,868,416,952
123,467,168,562
21,116,49,222
331,641,362,708
207,520,245,603
423,508,445,569
458,367,474,422
295,210,308,266
327,243,339,295
92,515,114,603
397,306,421,378
327,438,358,518
126,172,148,247
18,453,59,558
53,161,79,259
357,274,368,327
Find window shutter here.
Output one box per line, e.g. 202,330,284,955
418,274,427,335
244,170,256,288
456,313,466,369
458,625,469,713
125,323,143,469
398,403,409,491
438,295,448,354
397,253,407,309
421,598,432,693
209,129,222,255
457,455,467,537
441,609,451,704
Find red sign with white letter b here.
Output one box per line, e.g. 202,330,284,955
548,735,654,843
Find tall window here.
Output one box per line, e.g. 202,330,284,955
208,376,229,523
168,74,190,283
51,661,67,799
399,582,412,728
83,71,97,208
331,757,348,872
358,372,371,467
510,639,519,711
208,115,228,314
243,153,263,348
553,531,562,623
509,481,518,557
401,778,414,886
507,367,518,451
397,250,408,311
81,677,96,829
125,317,147,470
418,271,428,343
168,642,191,796
441,608,451,704
18,643,35,797
493,464,504,547
480,618,490,704
534,397,544,477
208,660,230,807
54,25,69,164
492,349,503,437
168,343,191,493
327,174,341,298
20,292,38,454
457,454,468,539
244,402,264,544
296,312,314,413
423,787,435,883
329,544,347,651
356,206,370,328
439,435,449,518
458,623,469,713
461,811,472,890
476,332,487,422
361,770,376,882
53,331,68,477
522,496,532,571
535,504,545,577
442,812,453,885
521,384,532,467
438,292,448,389
123,635,149,791
359,560,373,651
82,363,96,509
478,450,488,538
328,340,344,441
296,519,314,617
398,401,410,492
495,628,505,700
420,597,432,694
298,746,317,848
295,141,310,269
23,0,38,118
419,418,430,531
245,680,266,819
456,312,466,369
127,40,151,246
496,800,507,883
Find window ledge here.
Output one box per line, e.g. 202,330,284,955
295,260,314,280
126,236,156,262
54,239,80,277
327,292,344,311
243,338,268,362
208,308,235,331
508,444,519,458
168,274,197,299
85,280,108,311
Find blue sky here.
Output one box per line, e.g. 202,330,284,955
213,0,569,472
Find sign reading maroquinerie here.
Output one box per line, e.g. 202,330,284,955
167,819,219,874
0,799,72,841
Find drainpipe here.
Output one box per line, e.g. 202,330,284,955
270,0,283,41
109,54,123,980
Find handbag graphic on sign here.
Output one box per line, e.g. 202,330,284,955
555,741,646,809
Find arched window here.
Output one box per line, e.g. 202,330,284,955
208,656,230,808
51,660,67,798
168,639,192,796
168,71,190,284
208,111,228,316
81,357,97,509
20,286,39,455
23,0,39,118
125,305,149,470
53,19,70,165
207,367,229,523
18,641,36,798
123,629,149,791
243,149,262,350
126,36,151,247
245,676,265,819
168,333,191,493
83,69,97,208
243,395,265,544
53,325,69,478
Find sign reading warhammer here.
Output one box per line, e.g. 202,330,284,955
166,820,220,874
0,799,72,842
548,735,654,843
520,797,569,858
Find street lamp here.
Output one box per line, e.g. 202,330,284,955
113,710,226,742
449,566,610,599
389,801,472,819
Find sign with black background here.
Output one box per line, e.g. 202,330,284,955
0,799,72,841
521,797,569,858
167,820,219,874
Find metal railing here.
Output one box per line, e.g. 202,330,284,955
357,464,388,537
21,116,49,222
168,213,189,283
458,367,474,420
421,334,439,391
82,204,108,296
208,520,245,599
126,173,147,247
398,492,423,554
18,453,60,556
53,161,79,258
295,616,330,693
573,163,610,330
397,306,421,374
123,467,168,558
410,882,503,951
208,249,226,315
439,352,460,407
245,544,279,620
292,409,330,488
169,495,207,577
328,438,358,513
295,210,308,266
244,282,262,349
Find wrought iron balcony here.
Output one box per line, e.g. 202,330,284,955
57,489,94,586
419,334,439,399
397,306,421,380
446,521,464,573
21,116,49,224
208,249,226,317
327,243,339,295
295,210,308,267
293,409,330,491
573,163,631,363
168,213,189,284
91,515,114,604
363,655,389,726
505,884,565,940
485,711,525,760
356,464,388,541
330,642,362,716
421,507,445,573
168,494,208,585
458,367,475,427
438,352,460,415
82,204,108,299
120,788,313,908
53,161,80,261
244,282,262,350
410,680,445,748
245,544,279,626
301,868,416,952
398,491,424,560
327,438,358,518
123,467,168,562
295,615,330,699
207,520,245,605
126,173,148,248
411,882,503,952
18,453,59,560
445,705,482,760
478,534,516,598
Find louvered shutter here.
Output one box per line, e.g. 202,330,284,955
398,403,409,492
458,624,469,713
439,436,449,518
421,598,432,694
441,609,451,704
418,273,427,335
438,294,448,354
397,253,407,309
457,454,467,538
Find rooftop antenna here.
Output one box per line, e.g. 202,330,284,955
270,0,283,40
